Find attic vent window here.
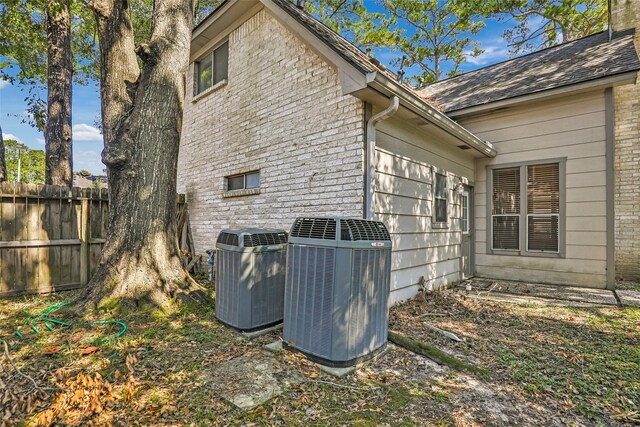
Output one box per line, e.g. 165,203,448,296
226,171,260,191
195,40,228,95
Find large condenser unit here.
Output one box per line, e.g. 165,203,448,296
283,217,392,367
215,228,288,332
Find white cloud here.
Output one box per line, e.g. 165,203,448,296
36,138,45,145
464,45,510,66
0,79,10,90
73,124,103,142
2,133,23,143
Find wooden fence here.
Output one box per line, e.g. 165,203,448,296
0,182,188,297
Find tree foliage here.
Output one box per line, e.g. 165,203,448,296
0,125,6,182
303,0,397,48
3,139,46,184
382,0,485,84
481,0,607,54
0,0,98,129
302,0,484,84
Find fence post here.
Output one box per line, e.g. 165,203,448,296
80,197,90,285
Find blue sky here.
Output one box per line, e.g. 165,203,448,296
0,5,519,175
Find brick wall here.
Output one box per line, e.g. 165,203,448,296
612,0,640,280
178,9,365,253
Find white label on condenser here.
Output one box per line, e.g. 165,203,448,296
371,242,385,247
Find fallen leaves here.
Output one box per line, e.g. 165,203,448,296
43,347,62,356
80,346,99,356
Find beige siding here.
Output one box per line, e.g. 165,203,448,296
178,9,365,253
460,90,608,288
373,115,474,304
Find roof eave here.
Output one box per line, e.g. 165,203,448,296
365,72,497,158
446,70,639,119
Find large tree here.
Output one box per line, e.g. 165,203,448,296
45,0,73,186
81,0,206,311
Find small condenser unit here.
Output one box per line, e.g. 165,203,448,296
215,228,288,332
283,217,392,367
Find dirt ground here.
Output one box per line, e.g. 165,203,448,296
1,284,638,426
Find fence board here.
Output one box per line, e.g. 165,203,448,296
0,182,186,297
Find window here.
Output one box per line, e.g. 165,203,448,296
461,189,470,234
492,167,520,250
434,173,448,223
195,41,228,95
527,163,560,252
226,171,260,191
490,161,563,255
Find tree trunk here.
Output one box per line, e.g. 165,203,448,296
0,124,6,182
45,0,73,187
81,0,207,312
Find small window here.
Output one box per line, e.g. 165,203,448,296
195,41,229,94
461,190,469,234
226,171,260,191
434,173,448,223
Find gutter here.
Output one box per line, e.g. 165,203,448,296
365,96,399,220
366,72,497,158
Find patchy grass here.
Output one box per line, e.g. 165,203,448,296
390,291,640,425
1,286,639,426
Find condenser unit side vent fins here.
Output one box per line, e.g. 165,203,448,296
290,218,336,240
217,232,239,247
340,219,390,241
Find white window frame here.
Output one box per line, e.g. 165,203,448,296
432,168,449,228
487,158,566,258
461,189,470,234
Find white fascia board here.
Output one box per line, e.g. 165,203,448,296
366,72,497,158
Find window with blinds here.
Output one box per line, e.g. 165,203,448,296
527,163,559,252
492,167,520,250
434,173,448,223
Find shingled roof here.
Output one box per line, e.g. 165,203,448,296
419,29,640,113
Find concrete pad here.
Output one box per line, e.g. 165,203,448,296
317,344,395,378
202,354,303,410
462,280,618,305
615,290,640,307
318,364,356,378
264,340,282,353
241,323,283,339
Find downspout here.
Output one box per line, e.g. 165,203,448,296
365,96,399,220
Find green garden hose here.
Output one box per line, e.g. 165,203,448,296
15,302,127,344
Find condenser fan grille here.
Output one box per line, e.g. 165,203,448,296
290,218,337,240
217,232,239,246
340,219,390,241
244,232,288,247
